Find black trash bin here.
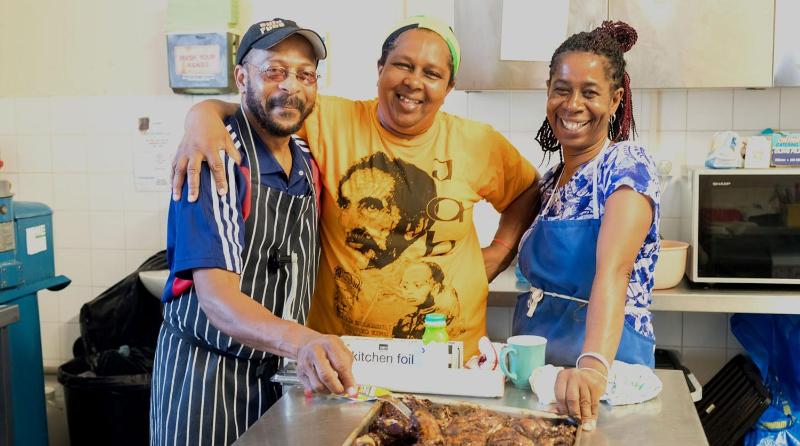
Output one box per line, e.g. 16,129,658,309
57,356,151,446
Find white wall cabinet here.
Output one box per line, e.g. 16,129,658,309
612,0,775,89
455,0,776,90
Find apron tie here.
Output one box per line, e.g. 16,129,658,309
526,288,544,317
526,286,651,316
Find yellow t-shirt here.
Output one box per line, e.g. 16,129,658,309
299,96,536,359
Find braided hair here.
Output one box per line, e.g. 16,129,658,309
535,21,638,162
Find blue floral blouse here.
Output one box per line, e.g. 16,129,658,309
538,141,661,339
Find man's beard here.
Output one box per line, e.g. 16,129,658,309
244,86,313,137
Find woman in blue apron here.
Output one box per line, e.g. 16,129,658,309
513,21,661,425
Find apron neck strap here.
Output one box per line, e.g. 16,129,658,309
542,139,611,218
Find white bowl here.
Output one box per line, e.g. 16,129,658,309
138,269,170,299
653,240,689,289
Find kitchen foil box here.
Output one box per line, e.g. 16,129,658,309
342,336,505,398
341,336,463,369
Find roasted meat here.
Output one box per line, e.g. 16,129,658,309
357,396,577,446
485,426,535,446
412,407,445,445
354,432,383,446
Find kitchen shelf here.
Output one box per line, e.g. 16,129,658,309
489,268,800,314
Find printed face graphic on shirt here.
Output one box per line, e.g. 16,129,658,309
392,261,463,339
400,262,440,307
337,152,436,269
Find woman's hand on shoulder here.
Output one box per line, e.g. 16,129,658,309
172,100,240,202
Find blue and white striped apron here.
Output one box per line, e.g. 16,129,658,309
149,107,319,446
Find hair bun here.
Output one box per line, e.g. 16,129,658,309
598,20,637,53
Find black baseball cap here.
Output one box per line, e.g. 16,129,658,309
236,18,327,66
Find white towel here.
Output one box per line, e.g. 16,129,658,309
530,361,663,406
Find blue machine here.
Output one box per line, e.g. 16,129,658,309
0,180,70,446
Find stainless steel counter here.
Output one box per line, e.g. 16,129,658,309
234,369,707,446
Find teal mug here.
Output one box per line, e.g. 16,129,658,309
499,335,547,389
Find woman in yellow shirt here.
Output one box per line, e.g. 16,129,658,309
169,16,539,361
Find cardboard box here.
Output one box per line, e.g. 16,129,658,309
771,133,800,167
341,336,464,370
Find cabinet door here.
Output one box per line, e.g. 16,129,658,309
774,0,800,86
454,0,608,90
611,0,774,88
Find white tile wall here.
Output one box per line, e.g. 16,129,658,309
55,248,92,287
51,134,88,173
53,211,91,249
14,97,51,134
90,249,127,288
52,173,89,211
7,86,800,372
656,90,688,131
780,89,800,129
633,90,654,132
733,89,780,131
510,91,547,132
89,211,126,249
17,173,54,204
441,90,468,117
467,91,510,132
89,173,126,211
38,290,60,323
0,98,14,134
124,211,165,251
49,97,89,134
687,89,733,131
17,135,52,172
87,134,134,174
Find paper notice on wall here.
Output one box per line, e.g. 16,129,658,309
26,224,47,255
134,122,176,192
500,0,569,62
174,44,222,81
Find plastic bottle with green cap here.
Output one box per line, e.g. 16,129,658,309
422,313,449,344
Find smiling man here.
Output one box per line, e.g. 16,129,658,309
150,19,355,446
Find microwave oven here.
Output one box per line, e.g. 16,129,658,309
685,168,800,285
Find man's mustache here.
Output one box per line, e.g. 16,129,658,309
268,95,305,111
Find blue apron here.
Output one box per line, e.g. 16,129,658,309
512,141,655,368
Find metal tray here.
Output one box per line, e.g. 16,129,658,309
341,394,582,445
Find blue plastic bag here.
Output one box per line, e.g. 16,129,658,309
731,314,800,446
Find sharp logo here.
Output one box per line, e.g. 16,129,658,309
712,181,731,187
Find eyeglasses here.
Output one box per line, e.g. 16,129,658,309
245,63,320,86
